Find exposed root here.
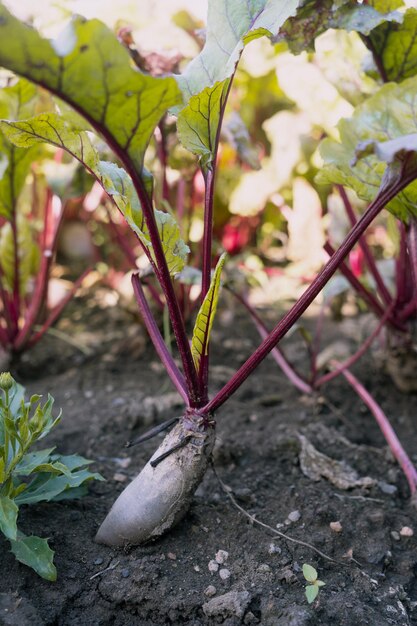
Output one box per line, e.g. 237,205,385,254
95,419,215,546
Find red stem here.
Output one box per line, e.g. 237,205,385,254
203,174,416,415
336,363,417,495
338,185,392,307
132,274,188,404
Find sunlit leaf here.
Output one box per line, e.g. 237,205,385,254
0,214,39,293
302,563,318,582
279,0,402,54
316,78,417,221
176,0,300,169
9,534,56,581
0,495,18,540
0,4,181,173
0,114,189,274
191,253,227,372
305,584,319,603
367,8,417,82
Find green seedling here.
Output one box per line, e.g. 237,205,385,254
303,563,325,604
0,372,103,580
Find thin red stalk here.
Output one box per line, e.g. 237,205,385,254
0,318,9,346
12,76,200,406
406,215,417,309
232,289,312,395
398,298,416,321
132,274,188,404
338,185,392,307
335,363,417,494
24,267,92,351
199,167,216,400
203,175,416,415
14,189,55,350
315,305,393,387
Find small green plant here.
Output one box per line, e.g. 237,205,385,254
0,372,102,580
302,563,325,604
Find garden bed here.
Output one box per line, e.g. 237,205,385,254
1,297,416,626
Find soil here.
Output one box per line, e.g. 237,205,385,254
1,291,417,626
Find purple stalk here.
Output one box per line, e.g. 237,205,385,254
0,260,13,338
230,288,312,394
132,273,188,404
203,173,417,415
336,363,417,495
338,185,392,307
315,304,393,387
199,167,216,400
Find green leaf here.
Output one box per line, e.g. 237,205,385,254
316,78,417,221
316,580,326,587
0,495,18,540
177,81,230,171
305,584,319,604
176,0,300,169
13,448,56,476
279,0,402,54
0,5,181,173
9,534,56,581
302,563,318,582
176,0,300,102
368,8,417,82
0,114,189,275
15,468,103,505
191,253,227,372
0,80,41,220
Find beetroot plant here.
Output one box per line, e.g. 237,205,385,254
0,0,416,546
0,79,93,363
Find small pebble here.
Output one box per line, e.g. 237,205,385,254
194,565,201,572
287,510,301,523
167,552,177,560
121,569,130,578
400,526,414,537
215,550,229,564
330,521,343,533
113,473,127,483
378,481,397,495
93,557,104,565
391,531,400,541
268,543,281,555
209,560,219,573
219,568,231,580
204,585,217,597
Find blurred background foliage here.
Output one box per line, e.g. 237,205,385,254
1,0,416,322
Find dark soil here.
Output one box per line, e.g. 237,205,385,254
1,293,417,626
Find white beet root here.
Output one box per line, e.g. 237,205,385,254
95,420,215,546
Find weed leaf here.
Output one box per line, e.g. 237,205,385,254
305,584,319,604
0,495,18,540
9,534,57,581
